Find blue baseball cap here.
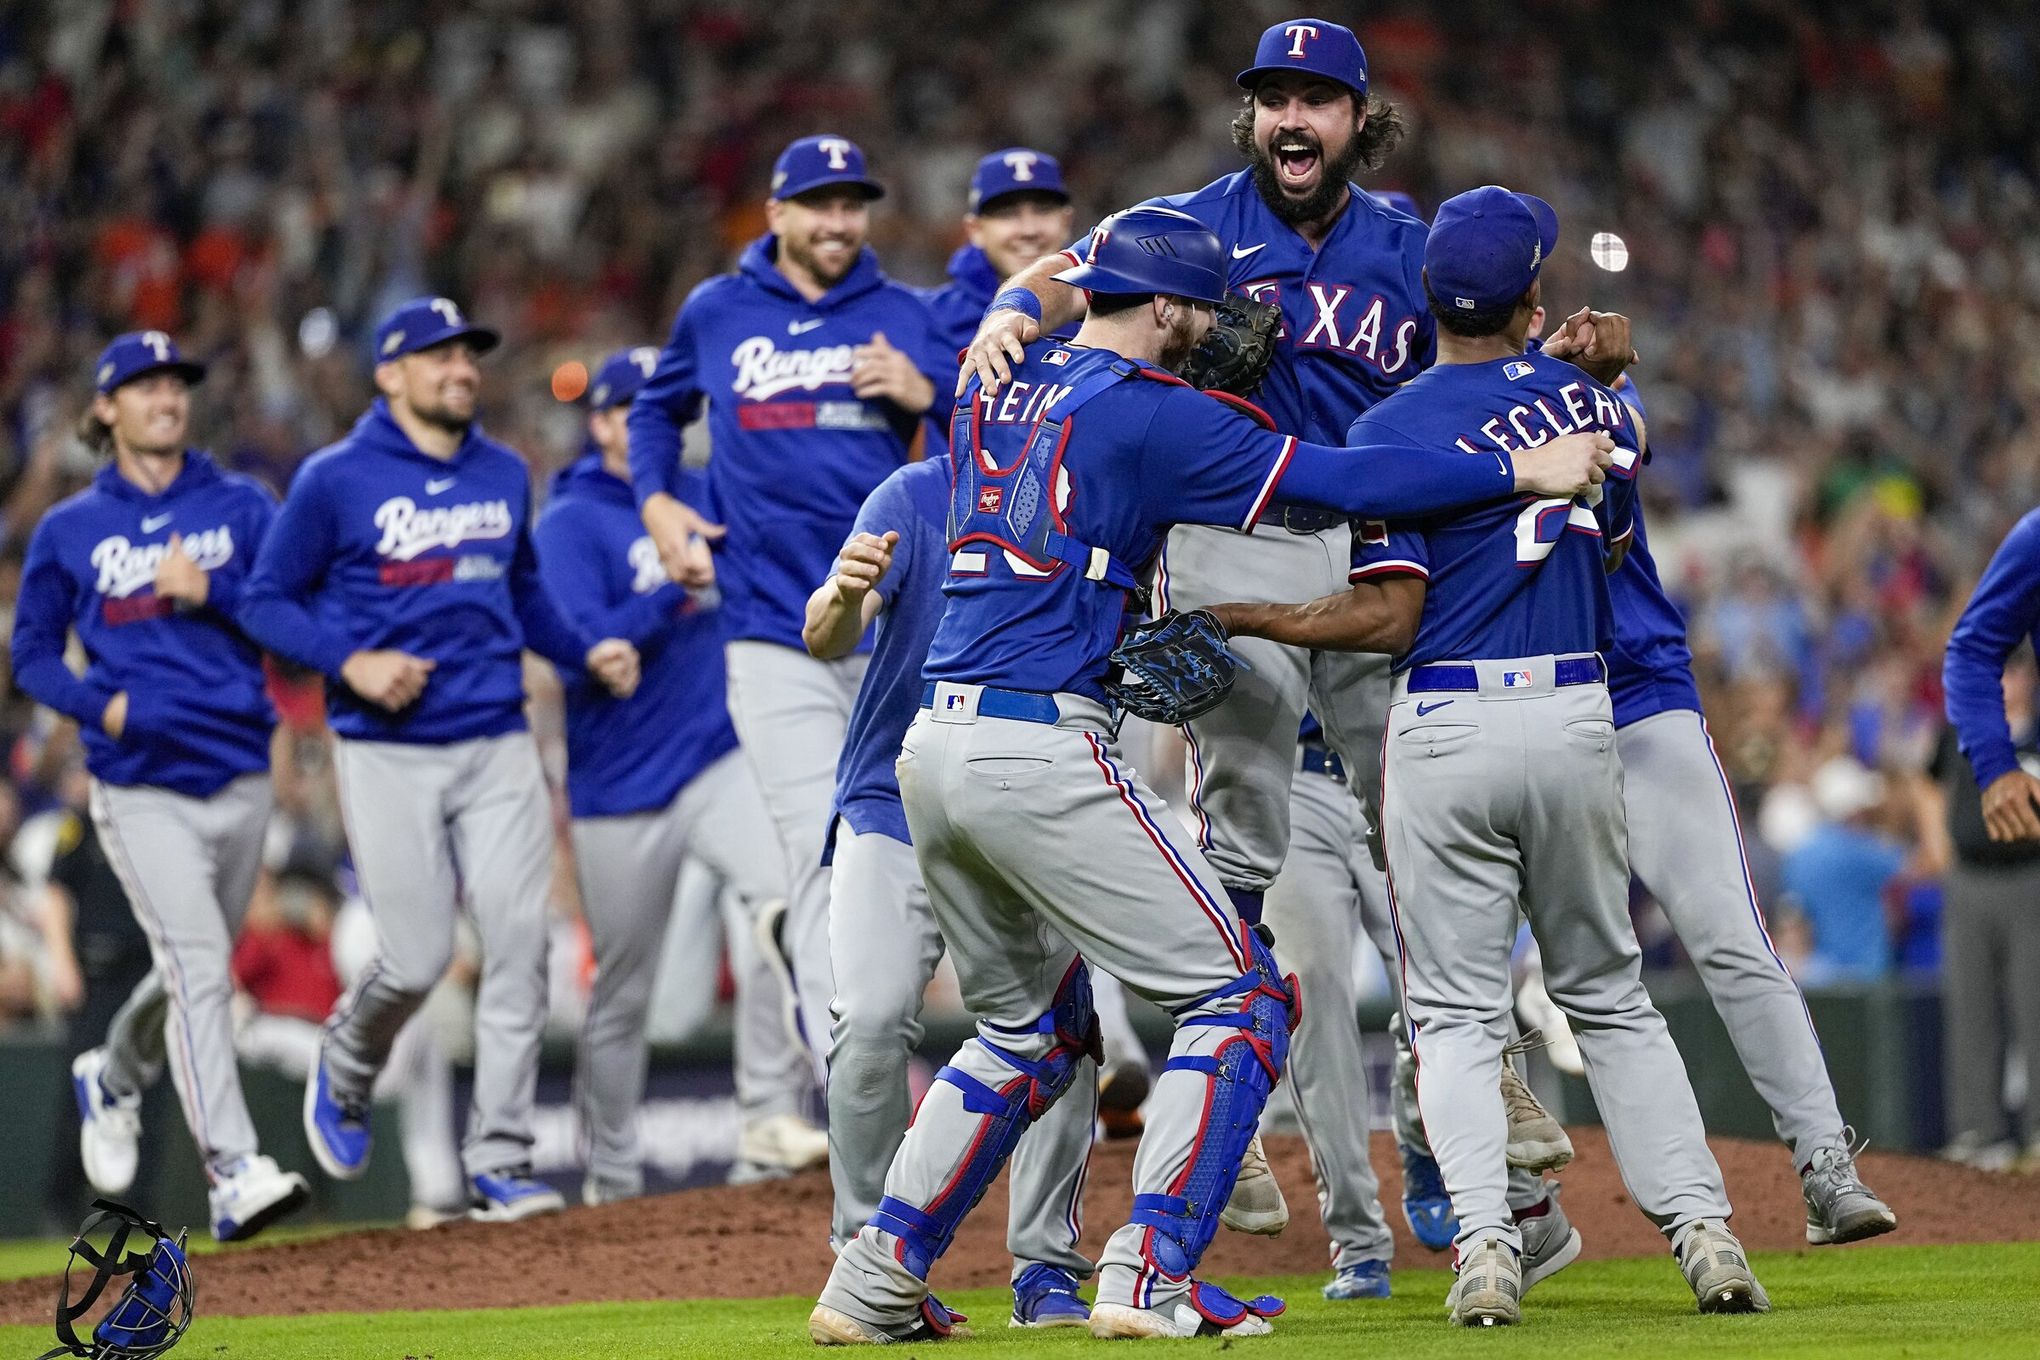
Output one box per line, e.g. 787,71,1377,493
1424,186,1560,314
771,135,886,202
969,148,1069,213
373,296,499,363
1237,18,1368,97
1053,205,1227,305
588,346,661,410
94,331,206,395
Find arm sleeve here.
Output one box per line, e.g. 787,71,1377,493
512,491,600,668
1349,518,1432,582
11,525,116,729
533,510,684,650
627,294,707,509
238,467,356,679
203,485,279,620
1944,511,2040,787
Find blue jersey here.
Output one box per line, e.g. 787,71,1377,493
241,400,594,745
536,455,738,819
1592,377,1700,725
1074,172,1435,443
627,236,952,650
922,341,1520,702
14,452,276,797
1945,506,2040,788
1349,354,1641,670
831,458,953,847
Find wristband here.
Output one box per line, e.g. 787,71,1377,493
988,288,1043,325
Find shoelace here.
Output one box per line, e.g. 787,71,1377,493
1499,1032,1553,1123
1807,1126,1871,1187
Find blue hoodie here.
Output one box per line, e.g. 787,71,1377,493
1946,506,2040,788
14,451,277,796
915,243,1003,356
240,399,595,744
626,235,951,650
536,454,738,818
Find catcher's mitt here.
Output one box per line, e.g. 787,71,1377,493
1106,608,1249,725
1178,294,1281,397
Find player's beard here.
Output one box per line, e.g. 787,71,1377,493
411,390,475,435
1250,129,1367,227
1159,305,1203,373
783,231,861,291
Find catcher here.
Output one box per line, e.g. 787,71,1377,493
809,204,1612,1343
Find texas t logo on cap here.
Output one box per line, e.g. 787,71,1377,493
1284,23,1319,57
1004,151,1039,181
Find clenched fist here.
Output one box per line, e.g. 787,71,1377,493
340,649,437,711
587,638,641,699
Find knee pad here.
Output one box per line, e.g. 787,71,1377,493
1131,925,1299,1280
869,958,1100,1278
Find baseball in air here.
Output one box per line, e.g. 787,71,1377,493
1590,231,1630,272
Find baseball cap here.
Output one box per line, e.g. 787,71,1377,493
1424,185,1560,315
1236,18,1368,97
94,331,206,395
771,135,886,202
589,346,661,410
373,296,500,363
969,148,1069,213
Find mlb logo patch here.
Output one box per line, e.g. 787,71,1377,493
1043,349,1070,366
1504,361,1535,381
1503,669,1533,688
977,486,1004,513
945,693,968,710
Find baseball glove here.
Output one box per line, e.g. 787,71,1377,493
1179,294,1281,397
1106,608,1249,725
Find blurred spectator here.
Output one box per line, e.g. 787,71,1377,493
231,867,342,1026
1778,756,1943,982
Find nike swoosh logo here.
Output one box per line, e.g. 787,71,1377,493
1231,242,1266,260
425,477,456,494
140,514,172,532
788,318,826,335
1415,700,1454,717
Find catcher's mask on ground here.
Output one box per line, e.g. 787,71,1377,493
38,1199,194,1360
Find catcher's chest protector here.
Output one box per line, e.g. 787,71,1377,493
946,362,1144,592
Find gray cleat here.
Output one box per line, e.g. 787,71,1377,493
1675,1220,1770,1315
1447,1237,1522,1327
1802,1129,1898,1245
1517,1183,1583,1292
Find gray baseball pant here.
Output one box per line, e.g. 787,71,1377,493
827,824,1095,1277
90,773,272,1178
1157,523,1390,891
327,732,553,1179
1263,761,1393,1270
822,690,1268,1329
1939,857,2040,1147
571,749,791,1197
1620,707,1848,1165
101,969,168,1099
1382,661,1730,1253
724,640,866,1074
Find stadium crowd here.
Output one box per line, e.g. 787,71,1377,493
0,0,2036,1175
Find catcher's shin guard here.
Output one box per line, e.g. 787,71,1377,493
870,960,1102,1279
1131,925,1299,1281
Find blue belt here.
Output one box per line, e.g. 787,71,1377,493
1405,655,1607,694
1299,744,1346,783
921,682,1061,725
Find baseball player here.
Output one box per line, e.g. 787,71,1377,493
809,205,1613,1343
1213,187,1765,1325
241,297,640,1220
15,332,309,1242
806,454,1097,1326
539,348,822,1204
958,18,1578,1235
630,135,953,1069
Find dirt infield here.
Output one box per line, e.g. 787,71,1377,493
4,1130,2034,1321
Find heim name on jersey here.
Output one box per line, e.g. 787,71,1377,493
92,525,235,598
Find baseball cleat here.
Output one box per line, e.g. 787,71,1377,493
1097,1059,1151,1141
1447,1236,1522,1327
581,1175,637,1207
736,1112,830,1176
1322,1259,1391,1300
810,1295,968,1345
1399,1142,1458,1251
1501,1034,1573,1171
303,1049,371,1180
1010,1263,1091,1327
469,1167,566,1222
1219,1134,1290,1235
72,1047,143,1197
1675,1220,1770,1314
1516,1184,1583,1291
1089,1281,1283,1338
208,1154,310,1243
1802,1129,1898,1245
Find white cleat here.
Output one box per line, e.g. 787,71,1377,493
1219,1134,1290,1235
209,1154,311,1243
72,1048,142,1197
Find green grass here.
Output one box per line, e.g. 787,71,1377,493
0,1220,378,1283
1,1243,2032,1359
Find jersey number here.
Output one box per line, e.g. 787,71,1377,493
1513,498,1598,564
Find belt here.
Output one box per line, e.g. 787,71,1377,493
921,682,1061,725
1298,744,1346,783
1405,655,1606,694
1278,505,1341,535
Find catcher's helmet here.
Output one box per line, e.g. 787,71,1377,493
1054,206,1227,305
38,1200,194,1360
